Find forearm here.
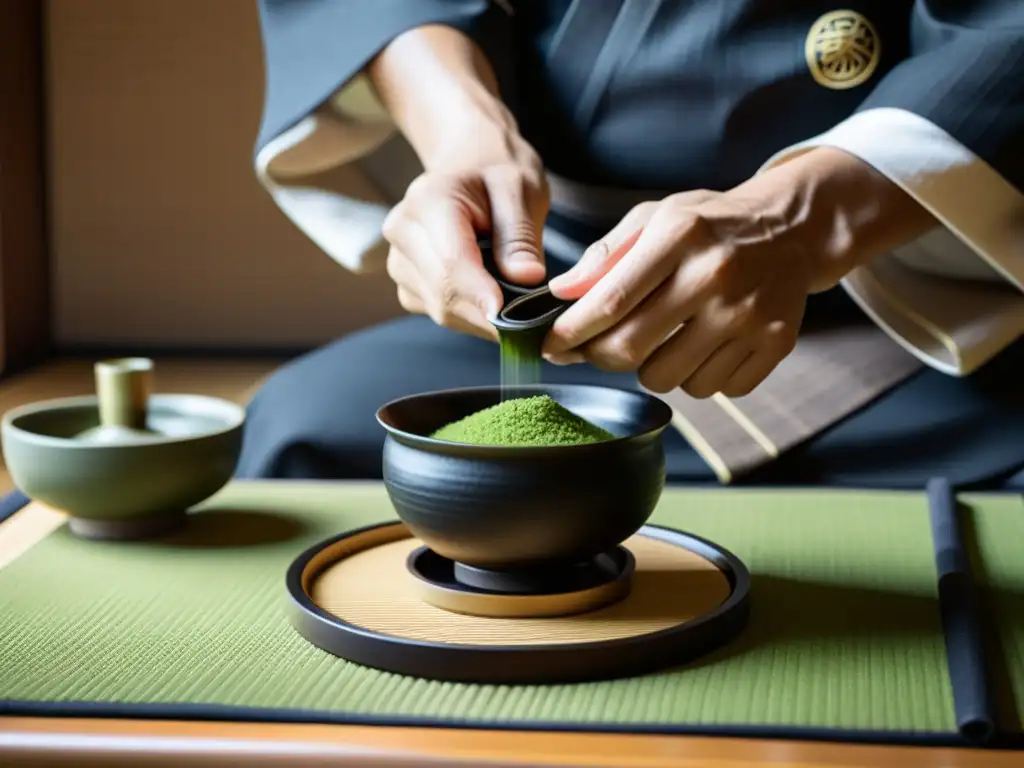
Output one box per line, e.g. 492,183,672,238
367,25,520,171
732,147,938,292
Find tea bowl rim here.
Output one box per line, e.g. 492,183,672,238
1,393,246,450
375,383,673,454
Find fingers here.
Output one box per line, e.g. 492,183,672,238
543,350,586,366
417,208,503,319
440,309,501,341
681,339,753,399
383,208,501,341
718,321,797,396
549,191,722,298
542,186,805,393
484,168,549,287
381,166,550,343
548,203,656,300
638,319,795,398
396,286,426,314
719,350,779,398
580,269,695,373
544,214,683,357
387,248,427,314
386,246,419,291
636,318,721,394
639,329,750,399
384,176,503,315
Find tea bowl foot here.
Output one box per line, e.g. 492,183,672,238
68,512,187,541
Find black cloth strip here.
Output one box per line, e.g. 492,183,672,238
928,477,997,743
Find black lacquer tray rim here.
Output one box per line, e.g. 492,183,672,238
285,520,751,684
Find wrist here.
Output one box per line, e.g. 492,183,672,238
422,89,535,173
368,24,536,175
731,147,936,292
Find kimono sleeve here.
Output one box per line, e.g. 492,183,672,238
761,2,1024,376
255,0,515,153
856,1,1024,193
252,1,514,273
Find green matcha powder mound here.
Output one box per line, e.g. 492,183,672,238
431,395,615,447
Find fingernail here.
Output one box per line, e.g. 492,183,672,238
500,248,546,271
582,241,607,261
481,301,501,321
543,352,584,366
506,250,540,264
506,257,546,283
549,267,593,298
547,274,575,297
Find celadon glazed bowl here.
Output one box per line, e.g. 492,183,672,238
2,390,245,540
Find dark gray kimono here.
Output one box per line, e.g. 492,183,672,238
241,0,1024,488
256,0,1023,190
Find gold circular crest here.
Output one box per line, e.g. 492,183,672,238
805,10,881,90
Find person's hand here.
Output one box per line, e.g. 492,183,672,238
366,24,551,341
541,147,936,398
542,190,810,397
380,124,549,341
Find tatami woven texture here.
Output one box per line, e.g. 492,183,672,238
0,483,975,734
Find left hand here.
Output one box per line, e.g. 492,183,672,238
541,147,937,399
542,189,811,398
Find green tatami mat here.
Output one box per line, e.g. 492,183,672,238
0,482,955,734
961,493,1024,730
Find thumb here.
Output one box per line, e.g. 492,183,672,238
549,226,643,301
485,173,547,286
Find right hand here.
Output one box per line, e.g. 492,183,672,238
381,127,550,341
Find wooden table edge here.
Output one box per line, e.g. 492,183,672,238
1,716,1016,768
0,494,1016,768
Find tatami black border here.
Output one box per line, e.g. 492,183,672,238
927,478,998,744
0,698,997,749
0,490,30,524
287,522,750,685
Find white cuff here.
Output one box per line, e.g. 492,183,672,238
761,107,1024,375
254,75,398,274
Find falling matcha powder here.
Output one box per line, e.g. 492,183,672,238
431,395,614,447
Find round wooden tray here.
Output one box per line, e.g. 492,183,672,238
286,522,750,684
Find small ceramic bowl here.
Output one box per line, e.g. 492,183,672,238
1,393,245,540
376,384,673,570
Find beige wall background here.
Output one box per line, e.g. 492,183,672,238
47,0,401,349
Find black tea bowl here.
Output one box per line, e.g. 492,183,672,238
376,384,673,570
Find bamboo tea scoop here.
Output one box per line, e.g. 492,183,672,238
75,357,157,444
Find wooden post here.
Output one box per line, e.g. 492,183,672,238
0,0,51,377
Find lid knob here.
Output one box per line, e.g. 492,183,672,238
94,357,154,431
